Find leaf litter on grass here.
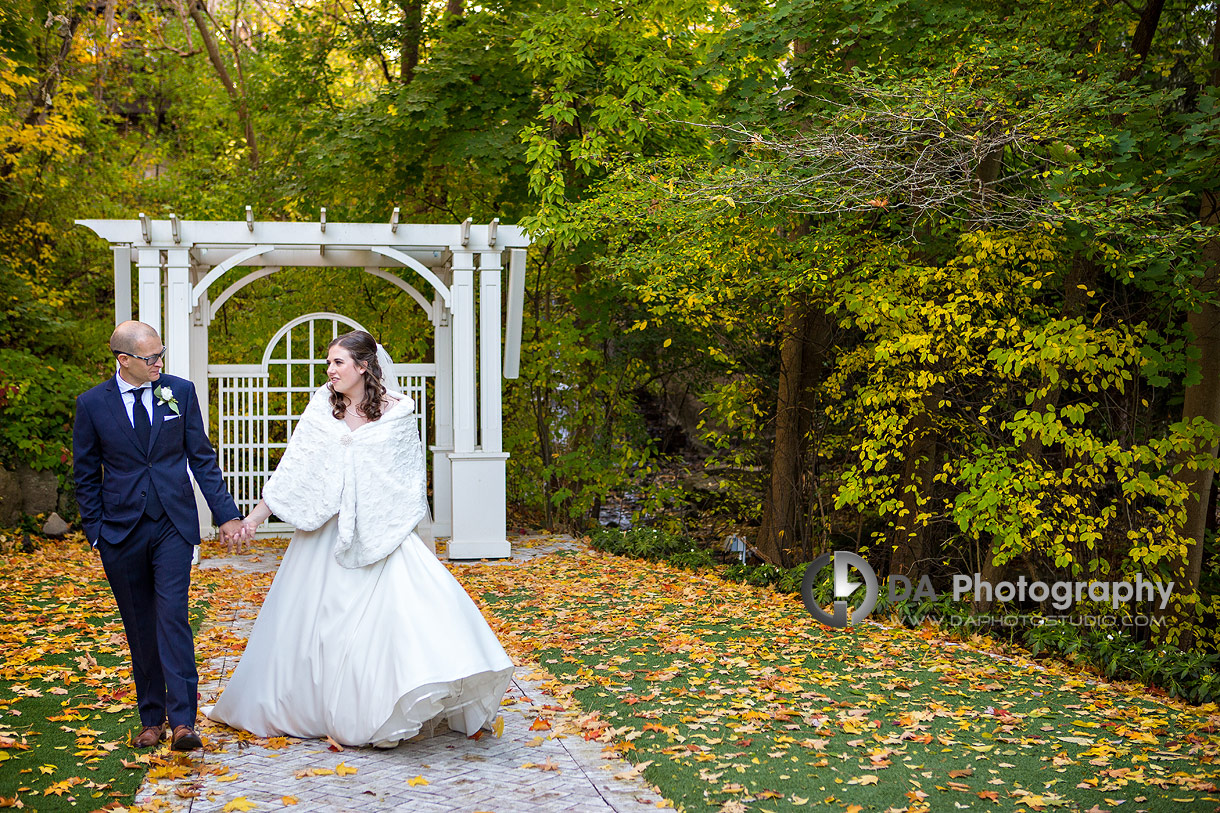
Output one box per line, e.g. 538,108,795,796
0,536,293,812
14,534,1216,812
454,543,1220,813
0,536,168,811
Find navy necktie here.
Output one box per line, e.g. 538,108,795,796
131,387,151,450
130,387,163,519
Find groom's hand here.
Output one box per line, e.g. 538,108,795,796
218,519,243,545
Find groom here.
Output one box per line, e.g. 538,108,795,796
74,321,245,751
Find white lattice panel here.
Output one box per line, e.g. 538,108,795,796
210,313,433,533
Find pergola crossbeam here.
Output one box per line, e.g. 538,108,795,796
76,219,528,251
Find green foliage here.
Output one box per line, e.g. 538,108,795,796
589,525,712,569
0,349,96,475
1021,622,1220,705
0,0,1216,662
512,0,716,234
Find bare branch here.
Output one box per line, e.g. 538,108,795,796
676,86,1070,231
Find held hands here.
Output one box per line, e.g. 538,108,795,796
221,500,272,554
239,516,261,543
218,518,249,555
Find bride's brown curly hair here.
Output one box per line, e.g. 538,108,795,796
327,330,387,422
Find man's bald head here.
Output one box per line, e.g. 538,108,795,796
110,321,160,354
110,321,165,386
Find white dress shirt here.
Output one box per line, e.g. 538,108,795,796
115,373,154,429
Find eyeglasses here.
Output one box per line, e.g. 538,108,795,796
114,347,167,365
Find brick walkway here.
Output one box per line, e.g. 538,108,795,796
132,536,674,813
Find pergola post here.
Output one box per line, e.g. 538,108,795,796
137,249,162,335
450,251,477,454
431,288,454,537
479,250,503,453
446,249,510,559
113,246,132,326
164,248,192,381
189,271,211,426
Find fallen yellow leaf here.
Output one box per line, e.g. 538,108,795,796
223,797,257,812
407,775,429,787
281,796,298,806
294,768,333,778
335,762,357,777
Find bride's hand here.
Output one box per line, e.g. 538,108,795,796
240,516,260,544
235,500,271,553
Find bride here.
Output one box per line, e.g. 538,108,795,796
205,330,514,747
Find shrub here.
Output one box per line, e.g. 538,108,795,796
667,549,716,570
0,349,97,475
590,526,710,565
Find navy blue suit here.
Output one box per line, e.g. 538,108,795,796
73,372,240,730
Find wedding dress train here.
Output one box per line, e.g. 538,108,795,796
205,520,514,746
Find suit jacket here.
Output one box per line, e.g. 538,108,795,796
73,372,239,546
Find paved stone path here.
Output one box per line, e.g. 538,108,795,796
132,535,675,813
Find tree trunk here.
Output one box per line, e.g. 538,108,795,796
399,0,423,83
757,298,810,566
95,0,119,102
1162,192,1220,644
1120,0,1167,80
888,387,940,580
757,288,834,566
188,1,259,166
797,305,832,562
1156,5,1220,648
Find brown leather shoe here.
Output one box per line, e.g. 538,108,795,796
133,724,165,748
170,725,203,751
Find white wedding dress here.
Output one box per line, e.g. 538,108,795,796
205,382,513,746
206,522,514,745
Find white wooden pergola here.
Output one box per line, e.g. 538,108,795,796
76,211,529,559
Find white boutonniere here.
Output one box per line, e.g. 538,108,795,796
154,384,180,415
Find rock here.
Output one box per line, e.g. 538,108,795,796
42,512,70,537
0,467,20,526
16,465,58,516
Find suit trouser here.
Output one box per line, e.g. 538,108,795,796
98,514,198,729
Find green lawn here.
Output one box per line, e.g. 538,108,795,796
0,537,212,813
457,546,1220,813
5,537,1218,813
